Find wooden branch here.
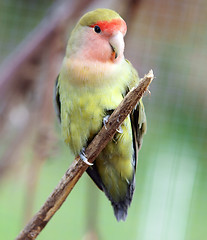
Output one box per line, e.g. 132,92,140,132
15,70,154,240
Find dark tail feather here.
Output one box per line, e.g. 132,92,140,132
86,162,136,221
112,201,128,221
111,176,136,221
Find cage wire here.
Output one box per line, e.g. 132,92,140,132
0,0,57,63
0,0,207,240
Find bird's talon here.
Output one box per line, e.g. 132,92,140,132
116,125,123,134
103,115,110,129
80,148,93,166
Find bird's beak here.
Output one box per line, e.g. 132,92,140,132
109,31,125,61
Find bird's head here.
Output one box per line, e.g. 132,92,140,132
67,8,127,64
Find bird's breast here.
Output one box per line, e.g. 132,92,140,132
62,57,130,88
60,83,124,155
59,57,132,154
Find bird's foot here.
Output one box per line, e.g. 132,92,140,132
103,115,110,129
80,147,93,166
103,115,123,133
116,125,123,134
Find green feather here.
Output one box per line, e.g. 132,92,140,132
79,8,121,27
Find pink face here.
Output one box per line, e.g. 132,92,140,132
90,18,127,36
79,18,127,63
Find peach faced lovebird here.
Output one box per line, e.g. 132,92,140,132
54,8,147,221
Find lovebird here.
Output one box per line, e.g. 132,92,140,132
54,8,147,221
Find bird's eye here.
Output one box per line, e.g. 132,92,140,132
94,25,101,33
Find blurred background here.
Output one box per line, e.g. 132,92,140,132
0,0,206,239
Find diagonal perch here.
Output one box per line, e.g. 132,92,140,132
16,70,154,240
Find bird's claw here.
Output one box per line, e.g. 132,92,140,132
80,148,93,166
103,115,110,129
116,125,123,134
103,115,123,133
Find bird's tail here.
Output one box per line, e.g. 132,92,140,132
110,176,135,221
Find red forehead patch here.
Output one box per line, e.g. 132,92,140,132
90,18,127,35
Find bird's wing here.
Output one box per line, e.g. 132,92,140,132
54,74,104,190
53,75,61,122
130,99,147,169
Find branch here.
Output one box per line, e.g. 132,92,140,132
16,70,154,240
